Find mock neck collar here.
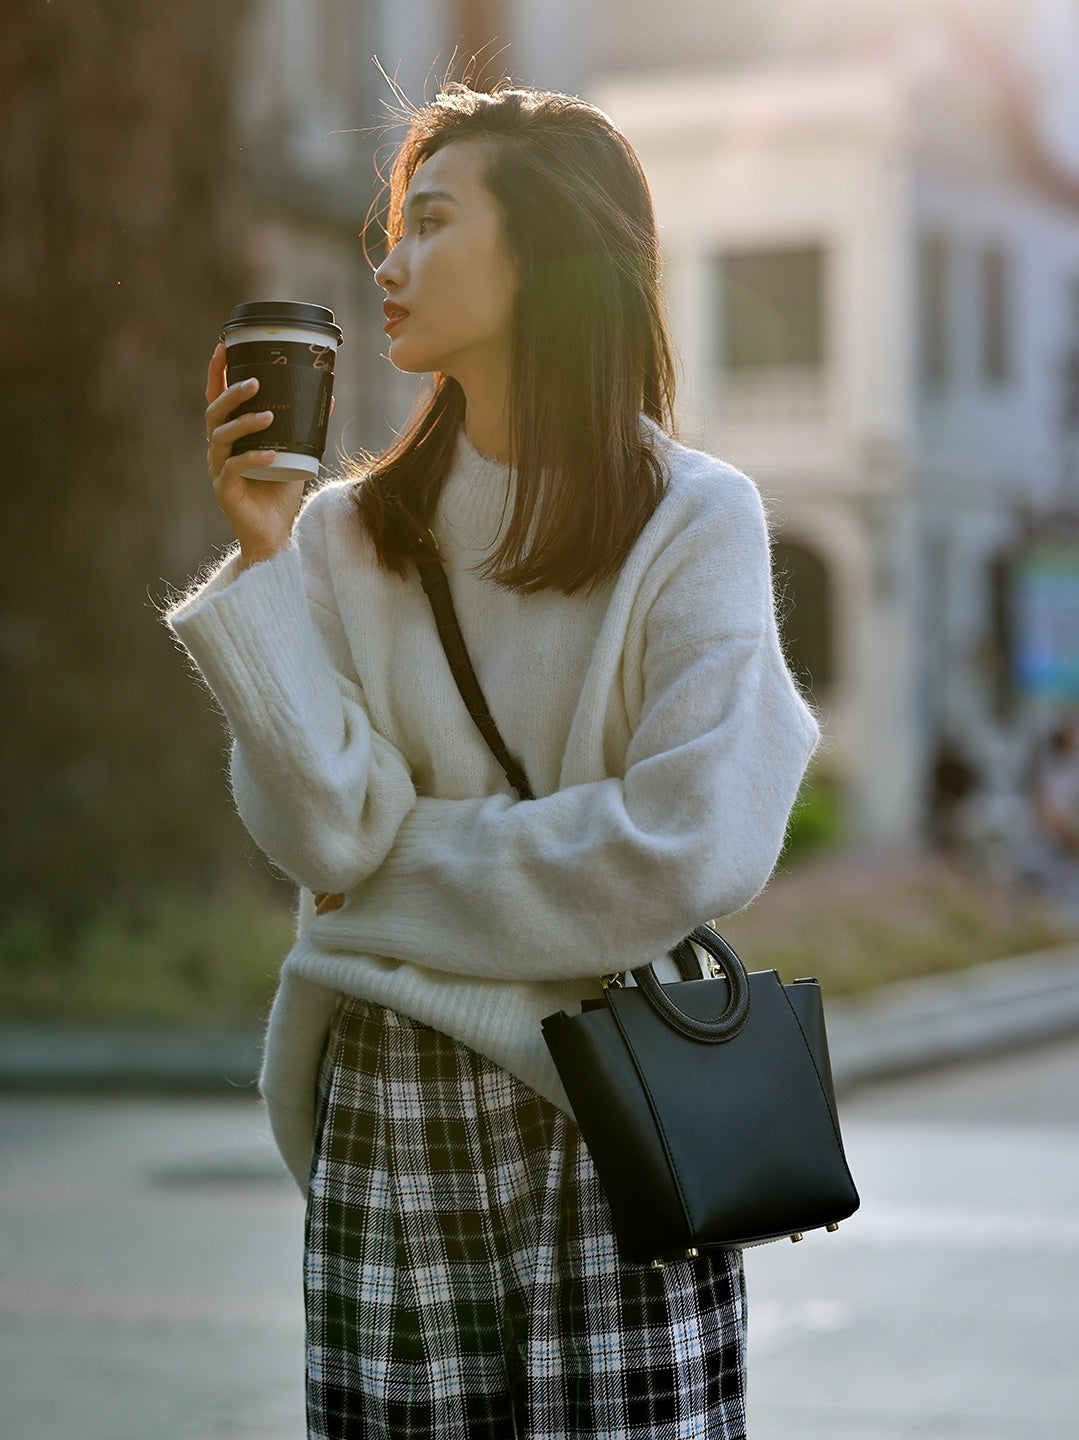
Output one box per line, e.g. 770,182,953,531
435,426,515,560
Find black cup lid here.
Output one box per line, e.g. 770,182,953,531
221,301,343,344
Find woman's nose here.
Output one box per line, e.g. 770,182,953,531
374,245,403,291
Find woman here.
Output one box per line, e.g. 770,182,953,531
169,83,818,1440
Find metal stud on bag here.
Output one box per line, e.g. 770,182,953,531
791,1223,842,1243
650,1247,702,1269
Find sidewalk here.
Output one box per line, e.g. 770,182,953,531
3,943,1079,1093
0,1023,266,1092
825,941,1079,1086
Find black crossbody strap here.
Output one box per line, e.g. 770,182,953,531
413,533,536,802
413,529,721,1003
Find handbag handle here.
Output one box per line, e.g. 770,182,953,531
413,534,751,1041
629,925,751,1045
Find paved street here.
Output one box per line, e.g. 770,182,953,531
0,1092,306,1440
1,1036,1077,1439
745,1035,1079,1440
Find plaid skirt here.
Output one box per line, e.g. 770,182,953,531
304,999,747,1440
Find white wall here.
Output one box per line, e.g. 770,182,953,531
596,59,929,844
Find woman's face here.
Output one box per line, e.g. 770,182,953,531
375,140,518,392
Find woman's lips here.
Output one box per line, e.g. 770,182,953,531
383,301,409,335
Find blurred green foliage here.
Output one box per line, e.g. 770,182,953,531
721,851,1076,996
782,773,847,861
0,885,293,1028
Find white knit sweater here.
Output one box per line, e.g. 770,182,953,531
168,423,819,1190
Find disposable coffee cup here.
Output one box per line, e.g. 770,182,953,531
221,301,344,482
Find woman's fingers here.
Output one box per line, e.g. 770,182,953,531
205,341,228,405
209,404,274,461
213,448,278,494
201,343,302,566
206,373,261,441
207,407,275,496
314,892,345,915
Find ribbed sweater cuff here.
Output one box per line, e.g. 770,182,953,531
311,796,484,953
167,546,331,734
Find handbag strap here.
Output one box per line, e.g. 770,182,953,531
412,531,751,1041
412,530,535,802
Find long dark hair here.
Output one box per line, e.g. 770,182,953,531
353,83,678,594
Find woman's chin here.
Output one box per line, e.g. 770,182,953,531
385,339,436,376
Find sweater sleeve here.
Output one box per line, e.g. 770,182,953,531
166,514,417,894
313,471,819,979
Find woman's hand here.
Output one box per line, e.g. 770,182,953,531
205,341,306,570
314,891,345,915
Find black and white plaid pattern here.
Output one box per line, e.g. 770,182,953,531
304,999,747,1439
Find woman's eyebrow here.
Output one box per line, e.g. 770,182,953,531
404,188,458,214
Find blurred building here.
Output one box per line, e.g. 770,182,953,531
597,1,1079,849
231,0,1079,853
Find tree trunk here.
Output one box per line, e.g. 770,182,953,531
0,0,267,919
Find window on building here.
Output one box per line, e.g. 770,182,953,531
919,233,951,391
980,244,1011,385
772,541,834,696
717,246,826,370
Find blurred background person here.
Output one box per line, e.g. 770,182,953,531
1025,717,1079,918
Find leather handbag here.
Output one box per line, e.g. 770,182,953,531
414,533,859,1265
541,925,859,1262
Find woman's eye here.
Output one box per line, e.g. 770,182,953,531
417,215,438,235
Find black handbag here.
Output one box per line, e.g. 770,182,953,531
542,926,859,1262
414,533,859,1265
